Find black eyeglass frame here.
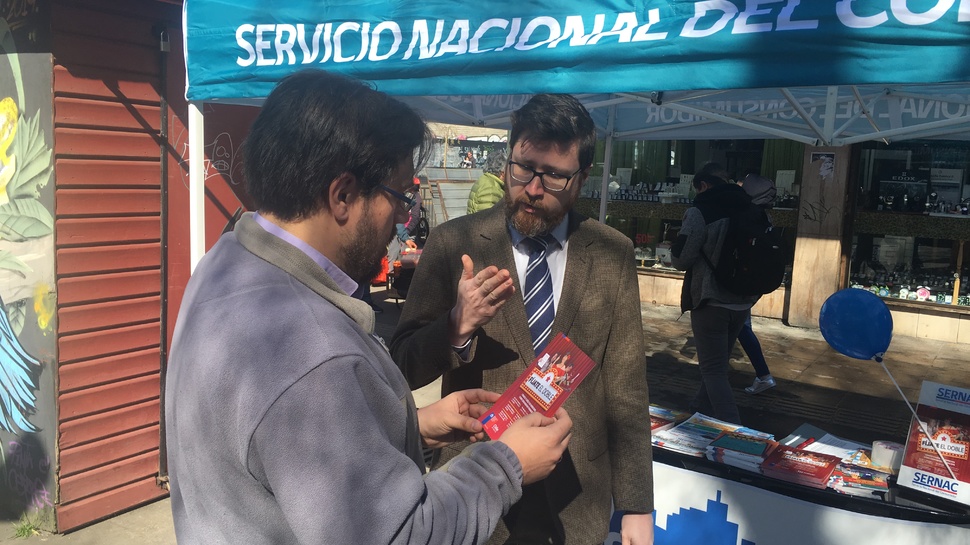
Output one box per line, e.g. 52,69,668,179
380,184,417,210
506,160,585,192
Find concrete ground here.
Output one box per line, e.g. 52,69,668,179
3,287,965,543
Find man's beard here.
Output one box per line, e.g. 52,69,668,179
503,191,569,237
342,202,393,284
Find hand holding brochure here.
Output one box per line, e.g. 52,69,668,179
479,333,595,440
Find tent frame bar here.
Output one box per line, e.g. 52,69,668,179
189,101,206,273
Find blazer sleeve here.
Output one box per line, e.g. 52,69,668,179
603,239,655,514
390,224,472,389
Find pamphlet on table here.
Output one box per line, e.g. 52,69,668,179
898,381,970,507
652,412,773,457
649,404,691,433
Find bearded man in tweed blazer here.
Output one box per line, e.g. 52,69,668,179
390,94,654,545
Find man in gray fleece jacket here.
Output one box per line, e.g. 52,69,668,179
164,70,572,545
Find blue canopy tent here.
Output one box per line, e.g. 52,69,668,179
182,0,970,269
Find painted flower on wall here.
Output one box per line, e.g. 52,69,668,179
0,96,52,246
0,96,15,204
0,18,54,436
0,93,42,435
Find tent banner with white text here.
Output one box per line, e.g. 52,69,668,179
184,0,970,102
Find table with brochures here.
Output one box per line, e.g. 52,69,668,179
628,408,970,545
653,447,970,525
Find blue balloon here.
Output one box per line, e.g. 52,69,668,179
819,289,893,361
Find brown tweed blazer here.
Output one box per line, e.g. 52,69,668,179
390,204,654,545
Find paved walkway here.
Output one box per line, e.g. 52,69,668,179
4,289,964,542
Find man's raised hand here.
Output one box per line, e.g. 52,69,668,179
448,254,515,346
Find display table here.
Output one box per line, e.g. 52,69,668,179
604,449,970,545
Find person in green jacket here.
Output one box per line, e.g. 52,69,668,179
466,149,507,214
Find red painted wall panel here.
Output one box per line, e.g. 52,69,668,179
58,323,159,364
59,375,160,420
53,65,160,103
49,0,259,531
57,270,160,306
51,0,183,529
60,425,160,477
56,189,161,216
55,478,166,533
58,296,161,334
59,348,160,393
55,128,160,159
58,400,161,450
56,159,161,188
59,451,160,504
55,97,161,131
57,243,161,275
56,217,160,247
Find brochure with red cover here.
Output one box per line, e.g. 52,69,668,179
649,404,691,433
760,445,842,489
479,333,596,440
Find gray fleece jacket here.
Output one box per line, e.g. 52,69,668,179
165,213,522,545
671,184,761,312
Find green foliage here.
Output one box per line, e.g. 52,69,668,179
0,198,53,241
11,513,41,538
7,113,52,201
0,249,31,278
6,297,27,336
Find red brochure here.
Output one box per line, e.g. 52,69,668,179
479,333,596,440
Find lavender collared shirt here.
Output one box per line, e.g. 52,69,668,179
253,212,359,296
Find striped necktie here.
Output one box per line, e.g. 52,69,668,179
522,235,557,353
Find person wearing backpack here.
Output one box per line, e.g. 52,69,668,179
671,170,760,424
737,172,779,395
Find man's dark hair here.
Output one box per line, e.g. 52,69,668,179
244,70,433,221
483,148,507,176
692,171,728,191
509,94,596,171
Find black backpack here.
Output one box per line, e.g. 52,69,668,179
703,203,788,296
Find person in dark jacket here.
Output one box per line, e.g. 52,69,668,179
671,170,759,424
737,172,778,394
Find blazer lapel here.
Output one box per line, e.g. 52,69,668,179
553,212,593,337
477,207,536,363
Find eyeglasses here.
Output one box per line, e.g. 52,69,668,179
380,184,417,211
507,160,583,192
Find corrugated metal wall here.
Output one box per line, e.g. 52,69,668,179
51,0,177,531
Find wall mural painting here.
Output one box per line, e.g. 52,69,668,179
1,9,56,526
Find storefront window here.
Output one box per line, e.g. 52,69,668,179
850,140,970,307
579,138,803,279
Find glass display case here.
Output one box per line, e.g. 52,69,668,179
850,141,970,309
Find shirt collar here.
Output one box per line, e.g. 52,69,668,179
252,212,359,296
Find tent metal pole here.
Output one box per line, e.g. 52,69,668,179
822,86,839,145
188,101,206,273
598,104,616,223
835,114,970,145
780,88,826,141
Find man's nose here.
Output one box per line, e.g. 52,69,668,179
524,175,545,197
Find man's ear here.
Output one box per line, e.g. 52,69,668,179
572,167,591,191
328,172,359,222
